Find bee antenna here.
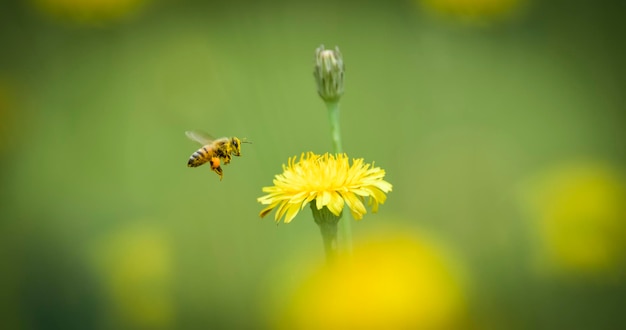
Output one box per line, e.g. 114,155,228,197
241,138,252,144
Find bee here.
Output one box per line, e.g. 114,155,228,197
185,130,250,180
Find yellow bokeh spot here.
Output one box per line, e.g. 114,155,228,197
525,163,626,276
0,81,13,153
275,230,466,330
419,0,525,24
92,223,175,328
32,0,149,25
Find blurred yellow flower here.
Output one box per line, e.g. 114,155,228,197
525,163,626,275
0,81,13,153
32,0,149,24
92,223,175,328
258,152,392,223
272,230,466,329
419,0,524,23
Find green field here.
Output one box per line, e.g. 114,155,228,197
1,0,625,329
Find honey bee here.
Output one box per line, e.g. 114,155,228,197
185,130,249,180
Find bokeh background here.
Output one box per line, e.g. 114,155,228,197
1,0,625,329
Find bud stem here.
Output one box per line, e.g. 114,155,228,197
326,101,343,153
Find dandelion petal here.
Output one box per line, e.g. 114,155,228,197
342,192,367,220
327,191,345,216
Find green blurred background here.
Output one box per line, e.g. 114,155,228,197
1,0,625,329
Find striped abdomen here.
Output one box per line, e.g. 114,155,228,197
188,145,216,167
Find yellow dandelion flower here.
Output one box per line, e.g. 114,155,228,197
258,152,392,223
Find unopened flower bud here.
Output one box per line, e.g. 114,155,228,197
313,45,344,103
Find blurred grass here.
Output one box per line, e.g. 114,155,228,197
1,0,626,329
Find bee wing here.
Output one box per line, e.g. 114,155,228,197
185,130,215,145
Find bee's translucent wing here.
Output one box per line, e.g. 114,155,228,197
185,130,215,145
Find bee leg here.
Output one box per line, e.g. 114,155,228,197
209,157,224,180
223,154,232,165
213,166,224,181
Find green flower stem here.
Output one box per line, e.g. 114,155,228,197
311,205,339,263
326,100,353,255
314,45,351,257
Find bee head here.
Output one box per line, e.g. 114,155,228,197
231,137,242,156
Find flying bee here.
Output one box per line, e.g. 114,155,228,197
185,130,250,180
